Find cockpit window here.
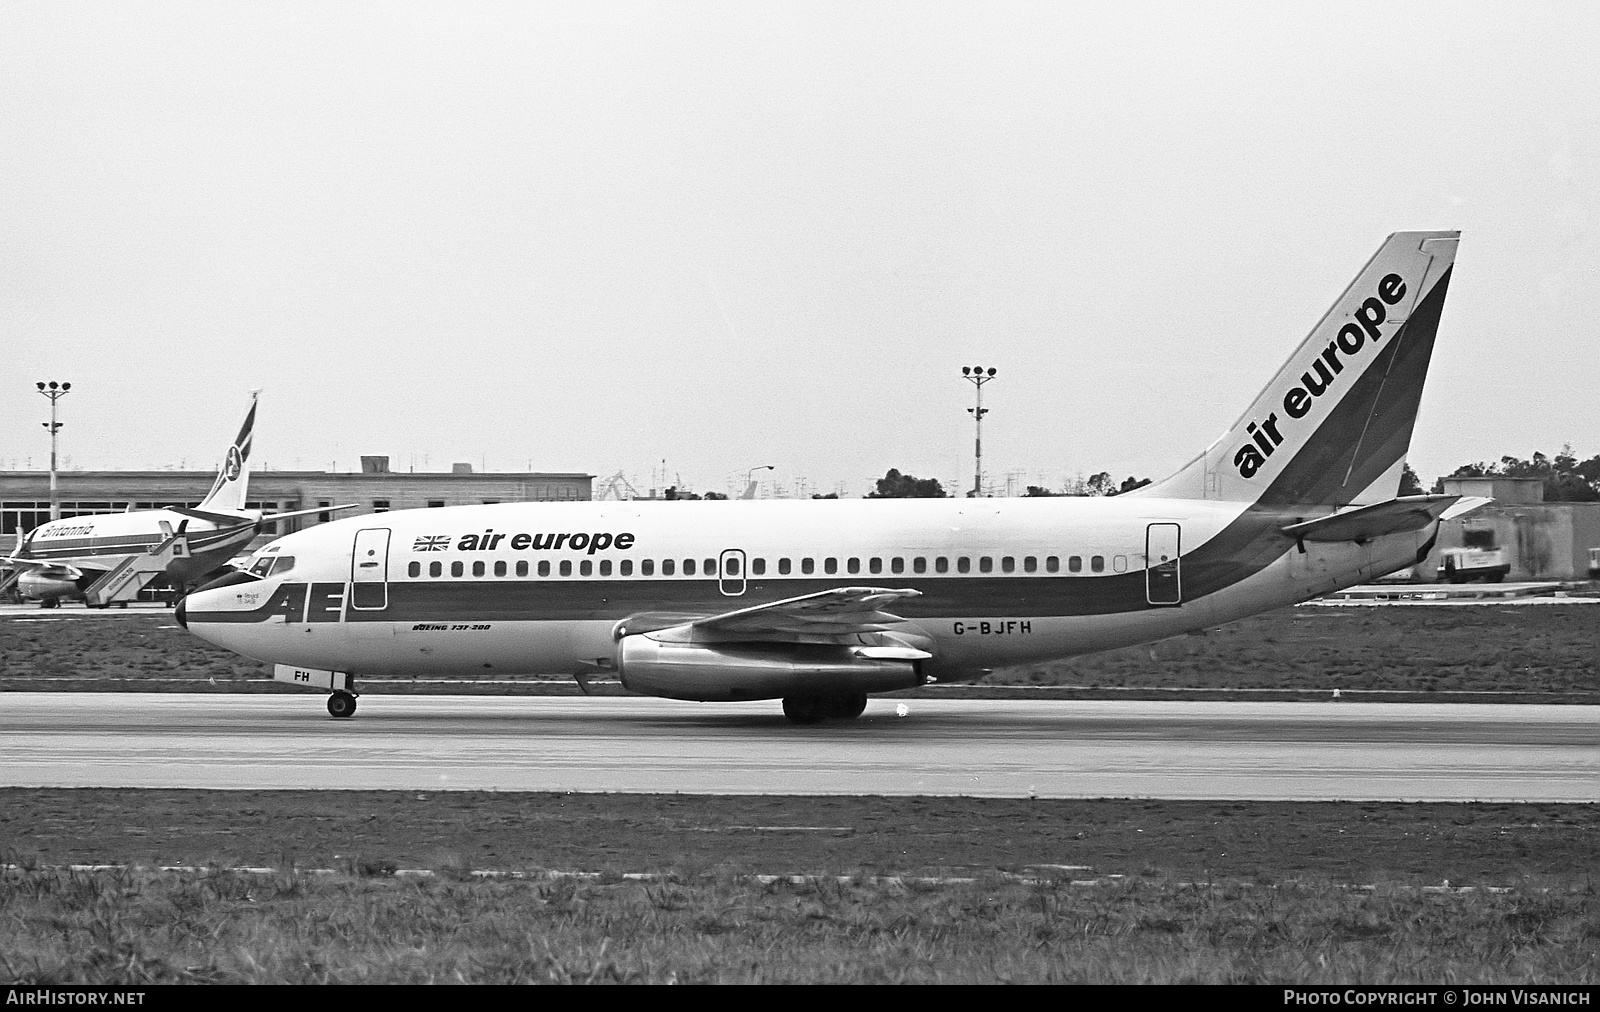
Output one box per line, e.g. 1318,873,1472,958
248,555,294,578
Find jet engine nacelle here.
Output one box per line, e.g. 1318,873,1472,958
617,635,923,702
16,571,83,604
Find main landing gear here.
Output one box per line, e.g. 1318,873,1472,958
327,691,358,719
782,693,868,724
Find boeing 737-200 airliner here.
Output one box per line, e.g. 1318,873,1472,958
180,231,1480,722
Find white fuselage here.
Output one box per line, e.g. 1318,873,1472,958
180,497,1429,687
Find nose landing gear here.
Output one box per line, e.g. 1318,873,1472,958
327,691,358,719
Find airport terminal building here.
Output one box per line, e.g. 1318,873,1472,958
1,456,592,550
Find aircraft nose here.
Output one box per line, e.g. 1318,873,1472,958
174,596,187,629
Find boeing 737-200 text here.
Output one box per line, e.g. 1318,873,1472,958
180,231,1480,722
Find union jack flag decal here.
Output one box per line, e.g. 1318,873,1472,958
413,535,451,552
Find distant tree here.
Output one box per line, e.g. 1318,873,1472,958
663,486,702,501
811,492,839,499
1112,476,1152,495
1081,472,1116,496
702,491,729,500
1399,464,1425,497
867,468,947,498
1023,485,1060,497
1429,445,1600,501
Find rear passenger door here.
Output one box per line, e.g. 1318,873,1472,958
1145,523,1181,605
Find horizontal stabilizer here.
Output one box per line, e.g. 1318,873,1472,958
1439,496,1493,521
1280,495,1462,543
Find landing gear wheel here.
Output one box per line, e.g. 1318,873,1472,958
821,693,868,719
327,692,358,719
782,695,826,724
40,598,59,610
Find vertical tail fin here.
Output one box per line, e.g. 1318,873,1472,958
1136,231,1459,507
198,392,258,512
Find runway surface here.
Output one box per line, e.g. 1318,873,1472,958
2,693,1595,800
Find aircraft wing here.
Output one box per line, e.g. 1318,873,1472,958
1279,495,1482,543
1,557,88,580
168,503,358,525
626,586,928,652
260,504,359,522
169,506,253,526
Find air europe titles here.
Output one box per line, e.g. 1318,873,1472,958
413,530,636,556
1233,272,1408,479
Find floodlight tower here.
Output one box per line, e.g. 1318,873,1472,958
36,380,71,521
744,464,775,499
961,365,996,497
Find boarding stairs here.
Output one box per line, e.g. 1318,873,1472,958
83,524,191,607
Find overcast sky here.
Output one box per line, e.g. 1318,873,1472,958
3,2,1596,496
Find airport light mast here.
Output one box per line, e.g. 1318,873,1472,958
961,365,996,497
744,464,775,499
36,380,71,521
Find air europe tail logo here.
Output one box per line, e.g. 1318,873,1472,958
1233,272,1409,479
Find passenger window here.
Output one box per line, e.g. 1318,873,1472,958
979,557,993,573
620,560,632,576
912,557,926,574
1069,556,1082,573
599,560,612,576
724,557,740,576
560,560,572,576
516,561,528,577
847,558,861,574
642,559,654,576
869,558,882,574
778,558,791,575
801,558,814,575
430,561,442,578
1113,555,1127,573
1001,557,1015,573
751,558,764,575
538,561,550,577
662,559,675,576
705,558,716,575
824,558,837,575
935,557,949,573
1091,555,1105,573
683,559,696,576
408,561,420,578
580,560,592,576
957,557,971,574
472,561,486,577
1024,556,1037,573
890,557,904,574
1046,556,1059,573
451,561,464,577
494,560,506,577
